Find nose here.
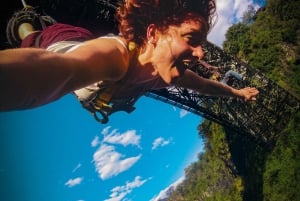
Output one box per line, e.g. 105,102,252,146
192,46,204,60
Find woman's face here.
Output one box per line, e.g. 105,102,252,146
150,16,206,84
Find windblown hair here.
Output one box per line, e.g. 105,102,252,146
116,0,217,45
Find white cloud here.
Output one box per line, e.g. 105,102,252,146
151,176,185,201
91,127,143,180
103,129,141,147
104,176,149,201
72,163,82,173
179,109,189,118
93,144,142,180
101,126,112,135
208,0,258,47
172,105,190,118
152,137,172,150
65,177,83,187
234,0,257,19
91,135,100,147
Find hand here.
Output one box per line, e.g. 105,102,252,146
238,87,259,102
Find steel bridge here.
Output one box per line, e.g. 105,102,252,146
146,41,300,145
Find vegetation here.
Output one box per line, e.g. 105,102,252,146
223,0,300,97
168,122,244,201
168,0,300,200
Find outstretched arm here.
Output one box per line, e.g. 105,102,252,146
0,38,129,111
176,69,259,101
198,60,219,71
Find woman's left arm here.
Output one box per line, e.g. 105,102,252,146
175,69,259,102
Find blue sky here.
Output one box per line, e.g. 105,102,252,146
0,95,203,201
0,1,265,201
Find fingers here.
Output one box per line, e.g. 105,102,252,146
242,87,259,102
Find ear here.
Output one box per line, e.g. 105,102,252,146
146,24,157,45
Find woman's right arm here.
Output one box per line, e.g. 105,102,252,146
0,38,129,111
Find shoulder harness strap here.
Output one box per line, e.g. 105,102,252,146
84,41,139,124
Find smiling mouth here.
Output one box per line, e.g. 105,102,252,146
171,57,200,79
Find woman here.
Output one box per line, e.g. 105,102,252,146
0,0,259,116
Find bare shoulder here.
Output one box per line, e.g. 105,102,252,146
76,36,128,56
64,36,130,82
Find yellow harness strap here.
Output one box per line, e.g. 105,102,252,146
90,41,138,122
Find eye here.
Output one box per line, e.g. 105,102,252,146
183,34,193,43
183,33,204,47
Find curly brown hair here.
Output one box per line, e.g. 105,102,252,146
116,0,217,46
